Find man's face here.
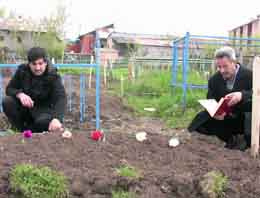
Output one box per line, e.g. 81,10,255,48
29,58,47,76
215,57,236,80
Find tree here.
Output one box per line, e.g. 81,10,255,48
36,3,69,61
0,7,5,17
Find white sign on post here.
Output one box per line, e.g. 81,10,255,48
251,56,260,158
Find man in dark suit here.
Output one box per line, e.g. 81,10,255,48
188,46,252,150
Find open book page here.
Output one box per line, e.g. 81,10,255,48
198,99,219,117
198,97,231,117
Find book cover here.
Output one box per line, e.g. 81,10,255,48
198,97,232,117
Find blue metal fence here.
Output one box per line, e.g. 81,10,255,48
0,34,101,129
172,32,260,109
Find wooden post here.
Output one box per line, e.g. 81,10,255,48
128,61,133,81
120,74,124,97
88,55,94,89
88,68,93,89
103,61,107,88
251,56,260,158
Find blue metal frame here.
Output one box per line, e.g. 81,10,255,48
0,72,2,113
95,33,101,130
0,34,101,130
80,73,86,123
182,32,190,109
172,41,178,85
190,34,260,41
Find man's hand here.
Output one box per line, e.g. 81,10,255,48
213,112,226,120
225,92,242,107
16,93,34,108
48,118,63,132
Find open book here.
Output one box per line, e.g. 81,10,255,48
198,97,232,117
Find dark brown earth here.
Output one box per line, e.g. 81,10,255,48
1,129,260,198
0,75,260,197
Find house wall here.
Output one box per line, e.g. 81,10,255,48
80,34,95,55
0,30,37,52
229,18,260,38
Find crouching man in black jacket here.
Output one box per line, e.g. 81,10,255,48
188,46,252,151
3,47,66,133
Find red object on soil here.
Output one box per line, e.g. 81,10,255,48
23,130,32,138
91,130,103,141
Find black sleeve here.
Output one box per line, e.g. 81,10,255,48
241,90,252,103
241,70,252,104
206,79,215,99
51,76,66,121
6,68,23,97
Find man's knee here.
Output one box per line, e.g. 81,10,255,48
2,96,18,112
244,112,251,145
33,113,52,132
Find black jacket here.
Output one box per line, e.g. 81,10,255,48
188,65,252,132
6,63,66,121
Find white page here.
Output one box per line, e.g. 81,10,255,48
198,99,218,117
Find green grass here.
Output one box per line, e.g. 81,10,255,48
58,67,91,75
58,66,128,81
10,164,68,198
116,165,140,179
110,70,207,128
58,65,208,129
211,172,228,198
200,171,228,198
112,189,137,198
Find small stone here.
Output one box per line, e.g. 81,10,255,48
169,137,180,147
71,181,86,196
136,132,147,142
62,130,72,139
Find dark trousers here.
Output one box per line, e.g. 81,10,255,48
189,110,251,145
2,96,52,132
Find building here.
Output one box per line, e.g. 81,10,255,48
107,32,174,58
0,16,61,63
67,24,175,65
229,15,260,39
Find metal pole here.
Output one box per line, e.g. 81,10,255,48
182,32,190,110
80,74,86,123
95,32,101,130
0,71,2,113
172,41,178,86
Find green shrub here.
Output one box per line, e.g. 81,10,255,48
116,165,140,179
112,189,137,198
10,164,68,198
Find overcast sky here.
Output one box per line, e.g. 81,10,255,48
1,0,259,39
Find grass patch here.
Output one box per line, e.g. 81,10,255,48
10,164,68,198
116,165,140,179
211,172,228,198
200,171,228,198
112,189,137,198
110,70,207,128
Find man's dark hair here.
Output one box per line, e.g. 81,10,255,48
27,47,48,63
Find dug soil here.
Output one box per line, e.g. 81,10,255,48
1,130,260,198
0,75,260,197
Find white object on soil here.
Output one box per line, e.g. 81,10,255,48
62,130,72,139
136,132,147,142
169,137,180,147
144,107,156,112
